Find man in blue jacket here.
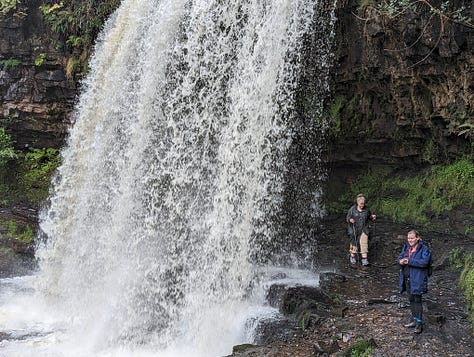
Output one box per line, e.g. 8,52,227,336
398,229,432,334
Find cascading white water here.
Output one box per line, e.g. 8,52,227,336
0,0,337,356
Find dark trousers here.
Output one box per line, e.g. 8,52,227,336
408,293,423,322
407,278,423,322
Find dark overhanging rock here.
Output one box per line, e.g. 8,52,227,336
255,283,343,343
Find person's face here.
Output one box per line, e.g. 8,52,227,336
407,233,419,246
357,199,365,208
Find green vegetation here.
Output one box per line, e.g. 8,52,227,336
460,254,474,328
0,0,19,14
376,0,473,26
0,128,18,165
0,147,61,207
7,220,34,243
39,0,121,78
34,53,46,67
232,344,256,352
458,122,474,140
18,148,61,205
0,58,21,70
328,96,346,136
350,340,373,357
449,247,465,269
340,339,374,357
0,126,61,207
326,95,365,139
449,248,474,328
331,159,474,228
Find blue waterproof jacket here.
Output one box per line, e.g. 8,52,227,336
398,241,431,295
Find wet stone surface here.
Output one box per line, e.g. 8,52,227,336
230,217,474,357
0,249,36,279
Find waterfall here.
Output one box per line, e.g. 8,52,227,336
28,0,336,355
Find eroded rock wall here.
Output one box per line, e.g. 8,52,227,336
0,0,75,150
318,0,474,212
329,0,473,168
1,0,473,252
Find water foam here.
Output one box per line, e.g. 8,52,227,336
1,1,336,356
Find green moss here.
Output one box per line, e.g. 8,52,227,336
6,220,34,244
449,248,465,270
232,344,256,352
0,127,18,165
450,249,474,329
328,96,346,136
327,95,364,139
0,146,61,207
18,148,61,206
7,220,16,236
0,58,21,70
346,96,359,117
422,139,446,165
349,340,373,357
339,339,375,357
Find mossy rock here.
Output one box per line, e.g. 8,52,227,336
232,344,257,352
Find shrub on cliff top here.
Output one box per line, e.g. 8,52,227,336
39,0,121,78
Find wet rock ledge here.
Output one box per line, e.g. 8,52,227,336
228,218,474,357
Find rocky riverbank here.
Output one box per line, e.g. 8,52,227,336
229,216,474,357
1,216,473,356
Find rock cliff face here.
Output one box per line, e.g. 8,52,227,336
0,0,473,250
0,1,75,150
2,1,472,167
318,0,474,211
328,0,473,168
2,1,472,162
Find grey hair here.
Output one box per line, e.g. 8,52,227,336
356,194,366,203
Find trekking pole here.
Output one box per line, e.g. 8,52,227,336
352,223,359,263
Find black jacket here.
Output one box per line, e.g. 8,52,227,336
346,205,373,237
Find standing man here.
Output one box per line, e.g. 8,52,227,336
398,229,432,334
346,194,376,266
